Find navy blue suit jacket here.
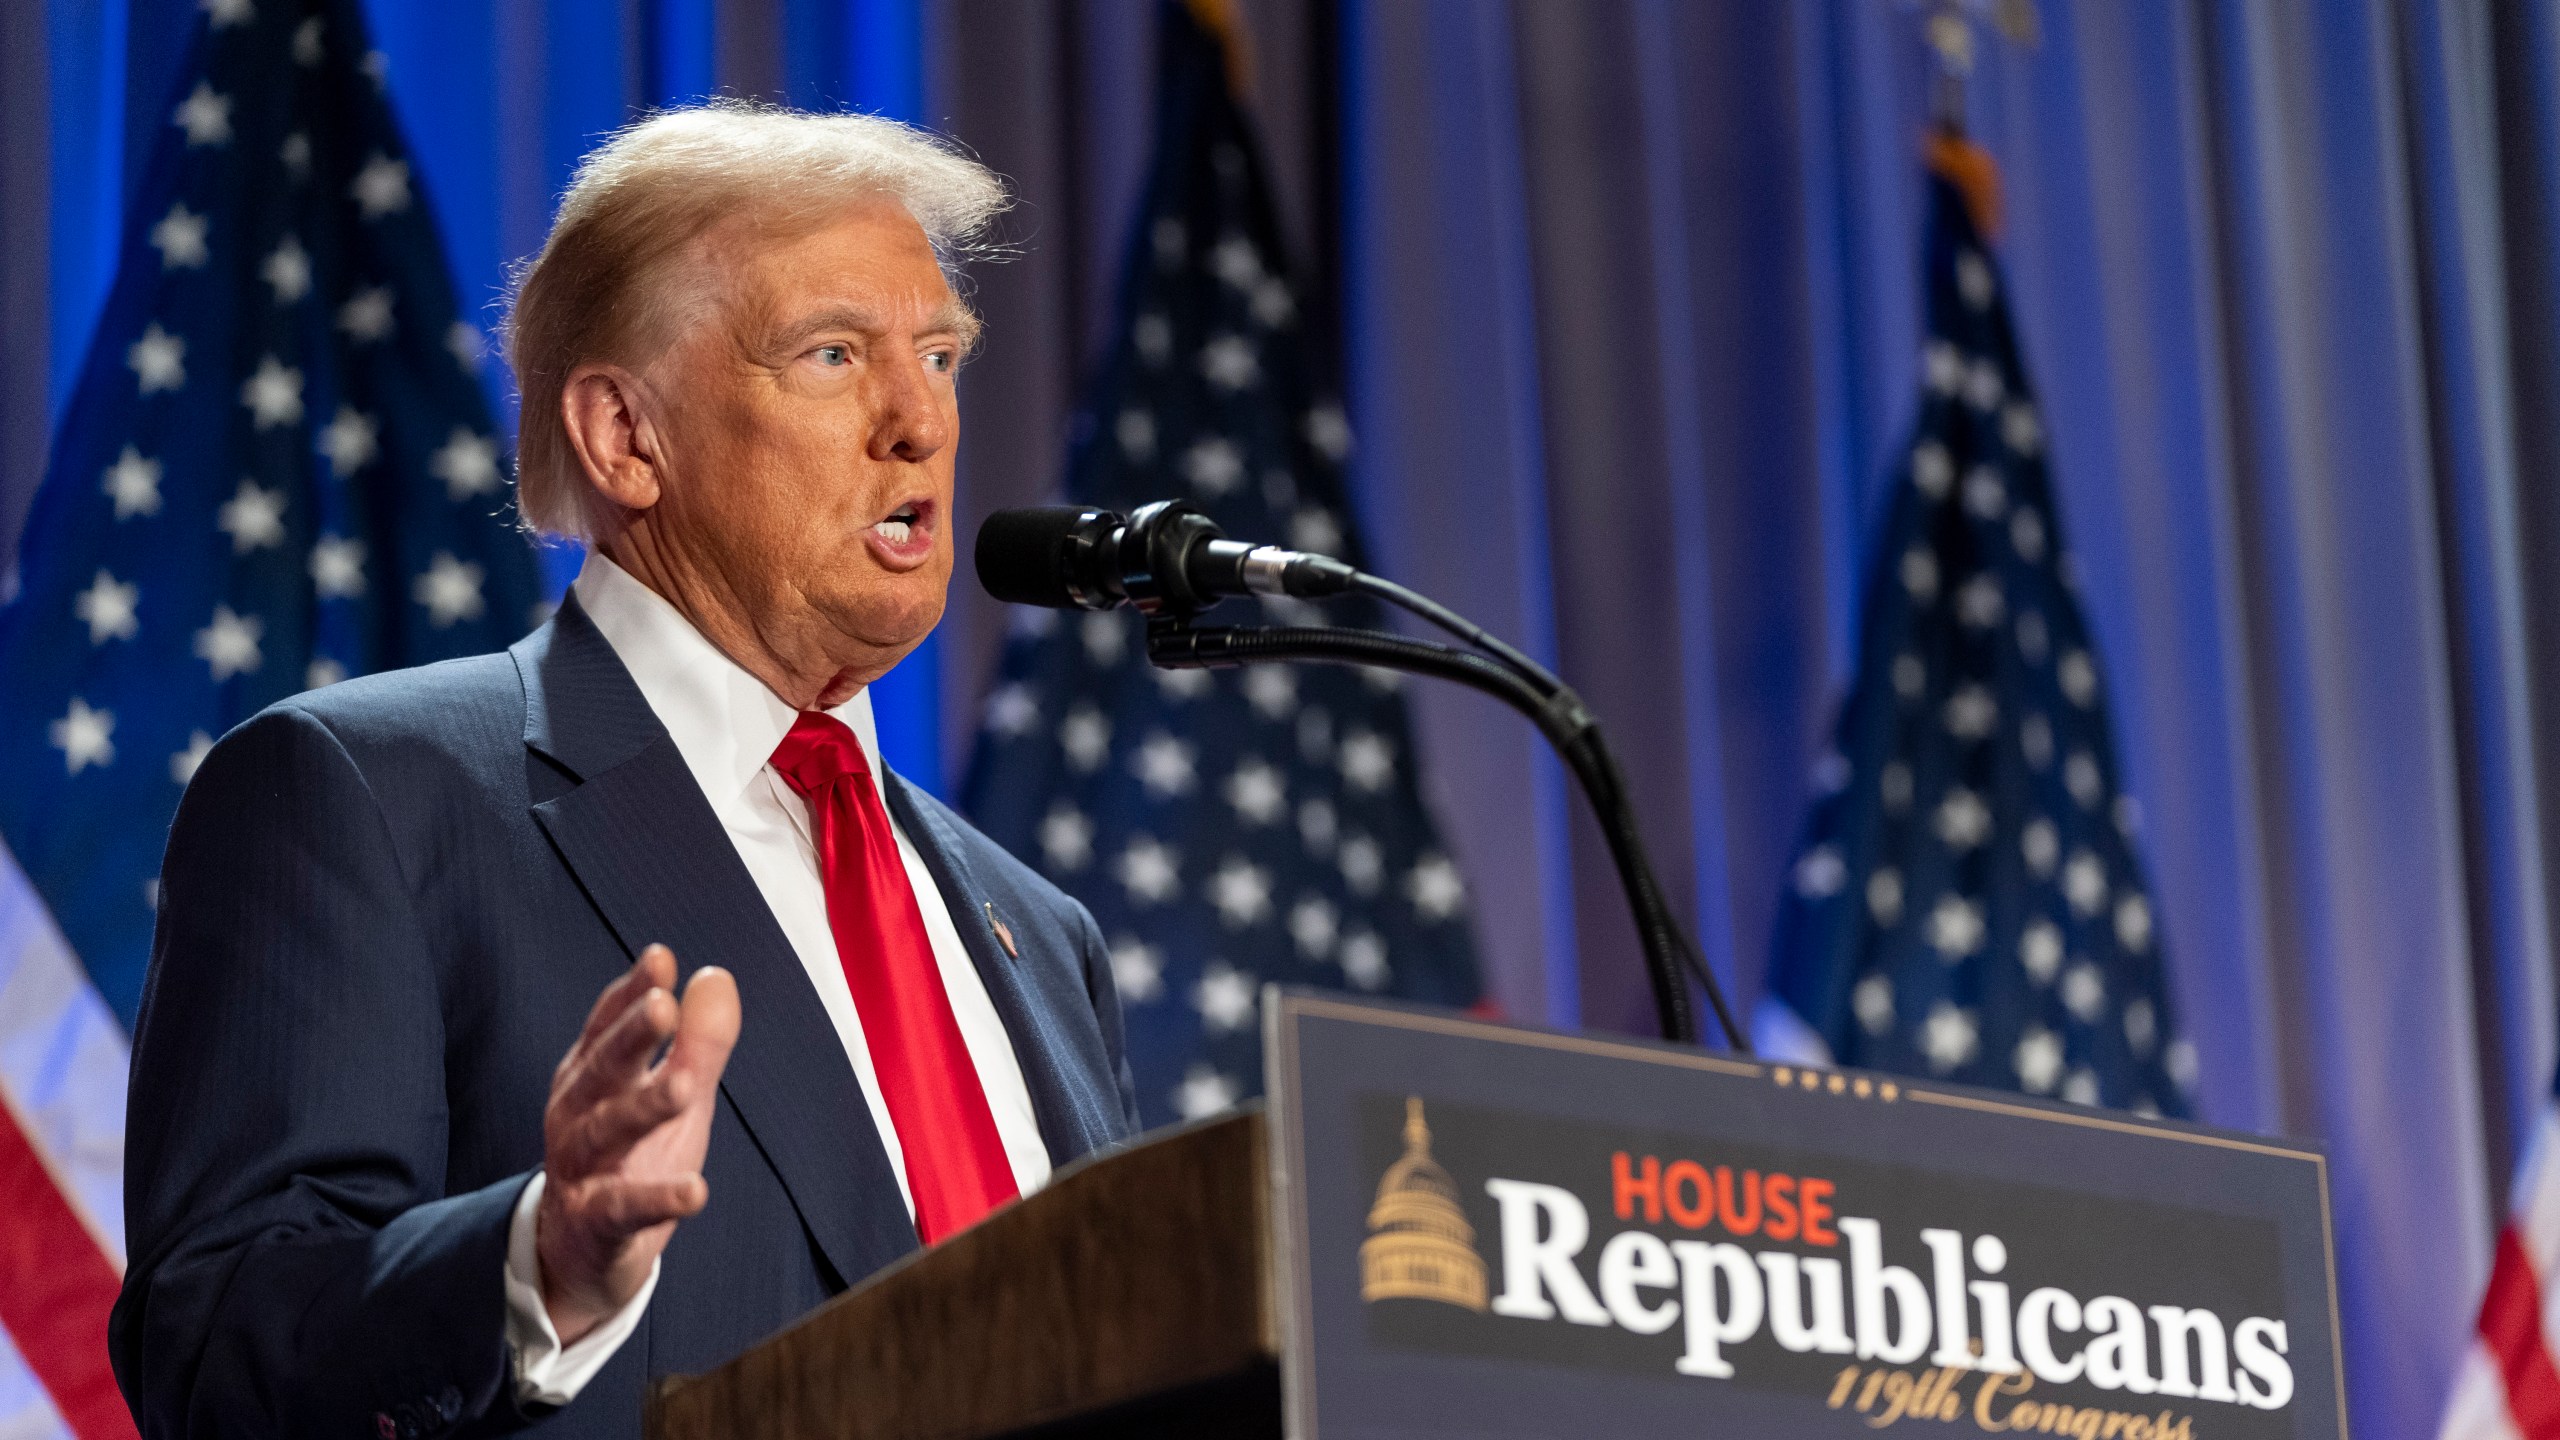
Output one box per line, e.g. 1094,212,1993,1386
110,596,1142,1438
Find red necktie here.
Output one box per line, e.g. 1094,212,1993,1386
771,711,1017,1243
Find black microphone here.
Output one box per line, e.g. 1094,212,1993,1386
974,500,1355,616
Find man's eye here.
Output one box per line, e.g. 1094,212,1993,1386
815,345,851,366
924,350,955,374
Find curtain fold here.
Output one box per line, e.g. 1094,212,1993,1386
0,0,48,583
2193,3,2495,1421
1341,0,1583,1025
2401,0,2555,1202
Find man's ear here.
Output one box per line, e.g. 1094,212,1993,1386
560,363,664,514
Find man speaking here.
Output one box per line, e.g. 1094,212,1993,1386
110,104,1140,1437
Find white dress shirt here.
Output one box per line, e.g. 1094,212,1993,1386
504,552,1053,1404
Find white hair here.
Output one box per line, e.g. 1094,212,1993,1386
505,101,1009,540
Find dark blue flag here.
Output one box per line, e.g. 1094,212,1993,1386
0,0,542,1029
962,3,1483,1127
1766,167,2194,1117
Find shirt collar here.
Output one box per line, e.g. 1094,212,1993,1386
571,550,883,804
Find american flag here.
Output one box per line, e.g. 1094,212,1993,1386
2441,1075,2560,1439
0,2,539,1433
1762,160,2194,1119
960,3,1482,1129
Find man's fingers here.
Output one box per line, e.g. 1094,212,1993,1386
581,947,670,1039
548,962,722,1179
557,1066,694,1178
559,965,643,1078
554,984,679,1120
665,966,741,1100
567,945,677,1064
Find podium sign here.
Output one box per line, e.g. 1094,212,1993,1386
644,993,2343,1440
1267,992,2345,1440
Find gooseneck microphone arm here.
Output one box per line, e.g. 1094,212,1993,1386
977,502,1749,1053
1322,572,1744,1044
1151,621,1733,1051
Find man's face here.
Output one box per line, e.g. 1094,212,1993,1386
640,197,969,689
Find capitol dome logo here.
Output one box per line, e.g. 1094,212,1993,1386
1360,1097,1488,1311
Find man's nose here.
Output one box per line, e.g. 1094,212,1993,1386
868,353,952,464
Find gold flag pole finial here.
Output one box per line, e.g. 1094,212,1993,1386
1181,0,1257,101
1913,0,2038,238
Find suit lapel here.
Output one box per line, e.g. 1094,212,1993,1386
513,599,918,1289
882,772,1124,1168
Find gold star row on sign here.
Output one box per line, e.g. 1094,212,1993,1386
1769,1065,1902,1103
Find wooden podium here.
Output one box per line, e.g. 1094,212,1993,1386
645,1110,1280,1440
646,993,2346,1440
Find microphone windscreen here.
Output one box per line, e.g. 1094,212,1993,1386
975,506,1113,608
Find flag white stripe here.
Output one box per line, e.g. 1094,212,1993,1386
2510,1107,2560,1405
2518,1109,2560,1280
2444,1097,2560,1439
2442,1342,2531,1440
0,844,128,1266
0,1315,76,1440
1750,995,1835,1067
0,839,132,1435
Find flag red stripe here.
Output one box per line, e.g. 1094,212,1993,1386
0,1096,135,1440
2485,1224,2560,1437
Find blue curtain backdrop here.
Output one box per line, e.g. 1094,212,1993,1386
8,2,2559,1435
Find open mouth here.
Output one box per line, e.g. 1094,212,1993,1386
874,505,922,546
864,497,936,567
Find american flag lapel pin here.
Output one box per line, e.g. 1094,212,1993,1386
983,902,1019,959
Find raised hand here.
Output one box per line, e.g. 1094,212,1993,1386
536,945,741,1344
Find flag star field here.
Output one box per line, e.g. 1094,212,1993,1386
0,0,542,1033
1765,175,2192,1118
961,16,1484,1128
